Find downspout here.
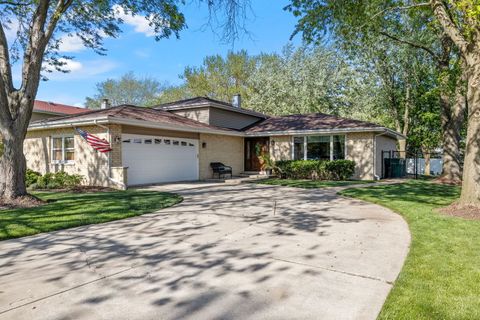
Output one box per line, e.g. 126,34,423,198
373,131,389,180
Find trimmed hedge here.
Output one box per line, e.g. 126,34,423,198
275,160,355,181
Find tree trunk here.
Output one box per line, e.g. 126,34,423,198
0,96,33,201
438,72,465,184
0,132,27,200
459,58,480,206
423,148,431,176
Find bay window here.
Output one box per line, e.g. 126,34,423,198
52,136,75,163
292,135,345,161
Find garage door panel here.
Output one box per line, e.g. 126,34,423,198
122,134,199,186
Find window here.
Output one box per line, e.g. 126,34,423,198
122,139,131,143
154,139,162,144
52,136,75,163
307,136,330,160
189,143,194,147
293,135,346,161
293,137,305,160
333,135,346,160
144,139,152,144
133,139,142,144
173,140,179,146
181,141,187,146
164,139,171,145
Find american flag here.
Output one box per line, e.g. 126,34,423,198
75,128,112,153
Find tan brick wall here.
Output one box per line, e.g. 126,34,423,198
346,132,374,180
24,124,126,189
198,133,244,179
270,136,292,161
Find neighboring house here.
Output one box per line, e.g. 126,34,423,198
24,96,404,189
0,100,86,153
32,100,88,121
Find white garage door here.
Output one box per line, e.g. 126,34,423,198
122,134,199,186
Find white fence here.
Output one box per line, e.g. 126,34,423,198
406,158,443,176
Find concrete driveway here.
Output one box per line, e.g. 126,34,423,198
0,183,410,320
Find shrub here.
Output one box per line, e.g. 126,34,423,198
276,160,355,181
33,171,84,189
325,160,356,180
26,169,42,187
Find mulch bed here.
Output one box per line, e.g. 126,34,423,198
60,186,116,193
432,177,462,186
0,195,45,210
438,203,480,220
0,187,116,210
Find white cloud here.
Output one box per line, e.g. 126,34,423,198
58,35,85,53
113,5,156,37
46,59,117,80
61,58,83,72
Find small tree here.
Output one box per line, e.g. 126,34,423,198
85,72,165,108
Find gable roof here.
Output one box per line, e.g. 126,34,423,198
34,100,88,115
154,96,268,119
29,105,242,136
244,113,403,138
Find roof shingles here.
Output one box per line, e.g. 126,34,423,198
31,105,239,133
34,100,88,115
245,113,382,133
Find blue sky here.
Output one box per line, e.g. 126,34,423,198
34,1,301,107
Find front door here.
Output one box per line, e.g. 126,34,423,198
244,137,269,171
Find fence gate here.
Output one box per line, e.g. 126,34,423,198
381,150,444,179
382,151,409,179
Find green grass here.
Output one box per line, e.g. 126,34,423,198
257,178,374,188
0,190,182,241
340,180,480,320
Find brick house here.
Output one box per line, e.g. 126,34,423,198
24,97,404,189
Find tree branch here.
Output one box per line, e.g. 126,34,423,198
379,31,441,62
0,23,13,91
369,2,430,21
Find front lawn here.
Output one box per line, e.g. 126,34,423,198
257,178,374,188
340,181,480,320
0,190,182,241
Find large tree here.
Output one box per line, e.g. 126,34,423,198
287,0,479,207
158,45,383,121
85,72,165,108
0,0,250,201
156,50,257,104
429,1,480,205
247,45,377,117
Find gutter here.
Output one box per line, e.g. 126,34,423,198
246,127,394,137
28,116,405,141
28,116,244,137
